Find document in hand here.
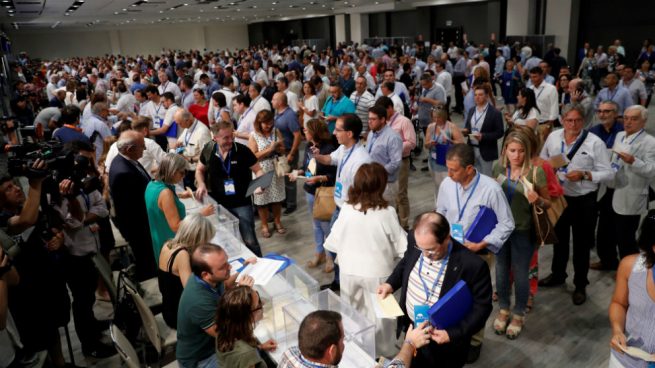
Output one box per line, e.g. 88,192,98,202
236,257,286,286
369,293,404,319
428,280,473,330
245,171,275,197
464,206,497,244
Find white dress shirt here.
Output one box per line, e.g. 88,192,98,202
158,81,182,102
177,120,212,171
114,92,138,114
162,104,180,147
436,172,515,253
436,70,453,94
529,82,559,122
250,95,271,114
105,137,166,177
540,129,614,197
611,130,655,215
285,90,299,113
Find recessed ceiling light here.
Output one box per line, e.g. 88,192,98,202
122,8,127,11
183,3,188,6
271,7,274,10
271,1,277,4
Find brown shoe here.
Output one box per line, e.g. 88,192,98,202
590,261,617,271
307,253,326,268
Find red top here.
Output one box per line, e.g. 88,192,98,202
189,102,209,126
540,160,564,197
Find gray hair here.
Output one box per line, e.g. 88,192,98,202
624,104,648,121
116,131,142,153
561,104,586,120
598,100,619,113
156,152,188,184
92,102,108,115
167,213,216,251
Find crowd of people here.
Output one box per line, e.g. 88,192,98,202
0,33,654,368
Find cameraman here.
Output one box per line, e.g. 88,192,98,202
54,142,116,359
0,160,72,367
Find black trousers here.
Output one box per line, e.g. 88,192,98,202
551,192,597,289
596,188,619,268
129,231,156,281
64,253,103,351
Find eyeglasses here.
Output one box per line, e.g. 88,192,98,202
413,244,437,255
252,291,264,312
334,127,345,132
596,109,616,114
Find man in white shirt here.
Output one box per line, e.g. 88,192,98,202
149,92,179,148
252,60,268,86
302,56,314,82
105,117,167,177
435,61,453,113
435,143,514,362
354,64,376,92
248,83,271,113
158,70,182,103
379,81,404,116
276,77,299,113
312,114,372,292
111,82,137,115
528,66,559,142
596,105,655,270
539,105,614,305
174,109,212,189
81,102,112,163
350,76,376,137
375,70,410,104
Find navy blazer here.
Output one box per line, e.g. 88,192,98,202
385,233,493,367
108,154,151,242
465,105,505,162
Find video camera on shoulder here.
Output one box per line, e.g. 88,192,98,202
5,140,73,180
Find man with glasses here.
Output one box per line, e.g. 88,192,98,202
377,211,493,367
177,244,254,368
434,143,513,363
539,105,614,305
589,100,624,271
599,105,655,271
312,114,371,291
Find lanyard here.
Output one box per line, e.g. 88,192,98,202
472,104,489,130
155,102,163,116
194,275,220,299
184,121,198,146
505,167,520,204
418,242,452,303
215,145,232,176
623,129,644,145
367,130,381,153
607,88,616,101
456,172,480,222
535,85,544,99
354,94,361,107
162,81,169,92
80,192,90,210
337,145,355,179
389,112,399,127
432,124,449,145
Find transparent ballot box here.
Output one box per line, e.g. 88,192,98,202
279,262,320,300
282,290,376,367
179,193,241,241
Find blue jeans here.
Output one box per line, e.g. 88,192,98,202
495,230,534,316
328,206,342,282
227,205,262,257
305,192,331,253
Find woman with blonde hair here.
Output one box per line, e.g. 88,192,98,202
491,128,551,339
158,213,215,328
145,153,215,265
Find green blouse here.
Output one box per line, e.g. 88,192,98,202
145,180,186,265
216,339,266,368
492,162,546,232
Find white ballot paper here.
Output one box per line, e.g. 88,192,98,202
236,257,285,286
369,293,404,319
619,345,655,362
228,259,244,276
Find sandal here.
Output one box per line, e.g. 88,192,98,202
307,253,326,268
261,226,271,238
506,315,525,340
274,224,287,234
526,295,534,313
493,309,510,335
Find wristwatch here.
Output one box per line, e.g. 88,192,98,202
583,171,591,181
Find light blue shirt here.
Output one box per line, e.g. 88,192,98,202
593,86,634,115
321,95,356,133
436,172,515,253
366,125,403,182
330,143,372,208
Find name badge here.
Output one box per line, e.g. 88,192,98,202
305,170,313,178
224,179,236,196
430,149,437,160
451,223,464,244
175,147,185,154
611,162,621,172
414,304,429,327
334,181,343,199
505,81,511,87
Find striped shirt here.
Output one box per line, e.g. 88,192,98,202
350,90,375,136
406,254,449,321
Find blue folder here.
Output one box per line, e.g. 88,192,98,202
428,280,473,330
263,253,295,274
165,121,178,138
464,205,497,244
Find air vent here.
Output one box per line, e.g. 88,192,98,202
16,1,42,4
18,10,39,13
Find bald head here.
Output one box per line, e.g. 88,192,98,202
272,92,288,110
174,108,194,128
117,130,145,160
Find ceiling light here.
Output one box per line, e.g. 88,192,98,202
122,8,127,11
183,3,188,6
271,1,277,3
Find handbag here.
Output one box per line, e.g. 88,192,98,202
312,186,336,221
546,195,567,225
274,155,290,177
530,168,558,246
